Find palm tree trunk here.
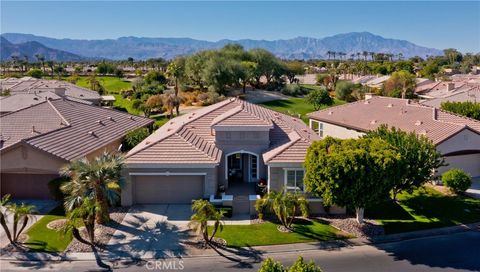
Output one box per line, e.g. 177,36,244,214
15,217,29,241
95,185,109,224
0,214,13,244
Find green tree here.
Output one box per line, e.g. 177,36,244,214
144,71,167,85
60,152,125,224
304,137,399,223
123,127,151,151
188,200,225,247
166,59,185,116
335,81,356,101
383,70,416,98
258,257,322,272
367,126,443,200
0,195,37,246
442,169,472,194
257,191,309,230
305,88,333,110
440,101,480,121
62,198,97,246
26,68,43,79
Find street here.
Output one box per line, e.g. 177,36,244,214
1,230,479,272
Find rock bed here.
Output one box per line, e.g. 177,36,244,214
65,207,128,252
317,215,385,238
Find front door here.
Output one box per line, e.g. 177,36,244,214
228,153,243,183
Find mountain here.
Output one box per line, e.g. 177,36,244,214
1,32,443,60
0,37,86,62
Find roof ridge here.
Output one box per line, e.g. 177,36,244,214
0,99,51,117
47,99,71,126
177,129,219,162
263,131,301,163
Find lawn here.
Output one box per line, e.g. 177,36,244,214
25,206,81,252
367,186,480,234
260,97,345,123
211,219,349,248
75,76,132,94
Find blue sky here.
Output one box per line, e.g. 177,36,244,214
1,1,479,52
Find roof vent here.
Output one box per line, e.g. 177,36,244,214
364,100,370,104
97,120,104,125
145,141,151,145
31,126,36,133
370,120,377,125
130,116,135,120
415,120,423,126
88,131,96,136
108,116,113,121
328,111,333,115
387,103,394,108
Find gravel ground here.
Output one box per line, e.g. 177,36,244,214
317,216,385,238
65,207,128,252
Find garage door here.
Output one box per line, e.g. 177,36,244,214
441,153,480,178
134,175,204,204
1,173,58,199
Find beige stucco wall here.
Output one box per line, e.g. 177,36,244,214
436,129,480,155
0,144,67,174
85,139,123,160
121,166,218,206
311,120,364,139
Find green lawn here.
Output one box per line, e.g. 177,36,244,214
260,98,345,123
211,219,349,248
25,206,81,252
367,187,480,234
75,76,132,94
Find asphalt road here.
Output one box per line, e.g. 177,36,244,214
2,230,479,272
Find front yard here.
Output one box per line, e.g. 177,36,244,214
211,219,350,248
367,186,480,234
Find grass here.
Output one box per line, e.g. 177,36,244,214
260,97,345,123
367,186,480,234
75,76,132,94
25,206,81,252
210,219,349,248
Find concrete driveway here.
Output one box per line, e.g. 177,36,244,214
106,205,194,258
466,177,480,199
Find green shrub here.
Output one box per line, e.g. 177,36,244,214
26,69,44,79
48,176,70,200
441,101,480,121
281,84,308,97
259,258,285,272
442,168,472,193
305,88,333,110
219,207,233,218
258,257,322,272
122,127,151,151
335,81,356,101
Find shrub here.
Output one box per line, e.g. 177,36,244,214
122,127,151,151
305,88,333,110
441,101,480,121
197,91,225,106
259,258,285,272
26,69,44,79
442,168,472,193
48,176,70,200
281,84,308,97
258,257,322,272
335,81,356,101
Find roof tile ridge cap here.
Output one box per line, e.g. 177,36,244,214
241,103,273,125
0,99,52,117
211,104,243,126
177,131,219,161
307,99,364,116
264,132,301,162
127,100,234,158
46,99,71,126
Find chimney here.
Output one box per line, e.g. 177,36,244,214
53,87,66,97
365,93,375,101
447,82,455,91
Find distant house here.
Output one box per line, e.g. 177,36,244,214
422,86,480,108
0,77,102,105
0,98,153,199
308,96,480,178
121,98,340,213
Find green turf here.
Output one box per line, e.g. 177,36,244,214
367,187,480,234
210,219,349,248
260,97,345,123
25,206,81,252
75,76,132,94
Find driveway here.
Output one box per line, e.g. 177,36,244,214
0,199,58,248
466,177,480,199
106,205,194,258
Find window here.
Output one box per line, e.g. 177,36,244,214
285,169,305,192
250,155,258,180
318,122,324,137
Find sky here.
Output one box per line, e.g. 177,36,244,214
1,1,479,52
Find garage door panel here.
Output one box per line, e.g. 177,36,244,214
134,175,204,204
439,154,480,178
1,173,57,199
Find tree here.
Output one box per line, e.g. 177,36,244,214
367,126,443,200
62,198,97,246
144,71,167,85
166,59,185,116
259,257,323,272
60,151,125,224
304,137,399,223
26,69,43,79
441,101,480,121
144,94,164,113
305,88,333,110
161,91,182,119
335,81,356,101
123,127,151,151
257,191,309,230
285,61,305,83
0,195,37,246
383,70,416,98
35,54,46,73
188,200,225,247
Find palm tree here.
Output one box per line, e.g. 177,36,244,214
161,91,182,119
0,195,37,246
188,200,225,247
256,191,309,230
62,198,97,246
35,54,46,73
369,52,376,61
326,51,332,60
61,151,125,224
331,51,337,61
362,51,368,61
166,61,184,116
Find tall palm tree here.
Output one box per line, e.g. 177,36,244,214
0,195,37,246
326,51,332,60
188,199,225,247
35,54,46,73
61,151,125,224
166,61,184,116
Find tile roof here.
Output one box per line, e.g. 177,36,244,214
0,92,94,113
422,86,480,108
126,98,319,165
308,96,480,145
0,99,153,160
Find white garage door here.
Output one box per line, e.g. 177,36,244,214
134,175,204,204
441,153,480,178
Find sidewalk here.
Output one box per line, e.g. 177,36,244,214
1,221,479,262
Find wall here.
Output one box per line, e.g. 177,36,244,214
321,121,364,139
121,166,218,206
436,129,480,155
85,139,123,160
0,144,67,174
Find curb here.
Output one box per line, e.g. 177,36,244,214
1,222,479,262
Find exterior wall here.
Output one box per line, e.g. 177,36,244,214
436,129,480,155
0,144,67,174
215,130,271,187
1,173,58,199
85,139,123,160
437,153,480,178
121,166,218,206
320,121,364,139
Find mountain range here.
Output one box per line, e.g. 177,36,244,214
1,32,443,61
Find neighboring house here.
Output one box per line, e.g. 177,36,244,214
422,86,480,108
0,98,153,199
0,77,102,105
308,96,480,178
122,98,324,207
364,75,390,89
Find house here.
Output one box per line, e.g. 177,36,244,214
0,98,153,199
415,81,467,99
0,77,102,105
308,96,480,178
121,98,332,211
422,86,480,108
